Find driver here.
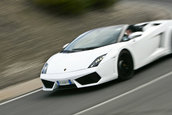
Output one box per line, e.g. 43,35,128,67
125,25,137,36
122,25,142,41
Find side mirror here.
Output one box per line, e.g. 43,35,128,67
63,43,69,49
129,32,143,39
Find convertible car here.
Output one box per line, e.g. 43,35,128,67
40,20,172,91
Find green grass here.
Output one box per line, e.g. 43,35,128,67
33,0,119,15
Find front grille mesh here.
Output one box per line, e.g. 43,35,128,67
41,79,54,88
75,72,101,85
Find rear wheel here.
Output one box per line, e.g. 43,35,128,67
117,50,134,81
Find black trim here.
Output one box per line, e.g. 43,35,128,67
58,84,77,90
75,72,101,85
41,79,54,89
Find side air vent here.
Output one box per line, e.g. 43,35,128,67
153,23,161,26
171,30,172,52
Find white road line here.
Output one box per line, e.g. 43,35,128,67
74,71,172,115
1,71,172,108
0,88,42,106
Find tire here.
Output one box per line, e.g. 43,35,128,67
117,50,134,81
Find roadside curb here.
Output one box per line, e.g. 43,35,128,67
0,78,42,102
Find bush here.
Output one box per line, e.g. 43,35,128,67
34,0,88,14
89,0,117,9
33,0,119,15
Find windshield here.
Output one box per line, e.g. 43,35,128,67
62,25,123,52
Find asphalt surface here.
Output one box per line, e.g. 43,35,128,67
76,70,172,115
1,0,172,115
0,55,171,115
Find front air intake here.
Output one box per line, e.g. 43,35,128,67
41,79,54,88
75,72,101,85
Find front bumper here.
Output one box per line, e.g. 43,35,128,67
40,58,118,91
41,68,100,91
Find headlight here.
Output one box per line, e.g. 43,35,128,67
41,63,48,74
89,54,106,68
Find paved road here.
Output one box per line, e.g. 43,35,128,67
0,0,172,115
77,72,172,115
76,71,172,115
0,55,171,115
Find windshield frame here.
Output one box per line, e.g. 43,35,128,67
61,25,127,53
117,25,129,42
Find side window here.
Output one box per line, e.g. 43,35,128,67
121,34,130,42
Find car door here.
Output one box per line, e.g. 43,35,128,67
129,31,162,69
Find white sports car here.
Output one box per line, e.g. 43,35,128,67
40,20,172,91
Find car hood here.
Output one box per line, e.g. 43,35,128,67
46,45,115,74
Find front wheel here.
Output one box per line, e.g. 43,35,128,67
117,50,134,81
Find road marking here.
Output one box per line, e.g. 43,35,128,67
0,88,42,106
74,71,172,115
0,71,172,108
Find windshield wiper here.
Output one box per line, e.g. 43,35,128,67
72,46,99,51
61,46,99,53
61,50,77,53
